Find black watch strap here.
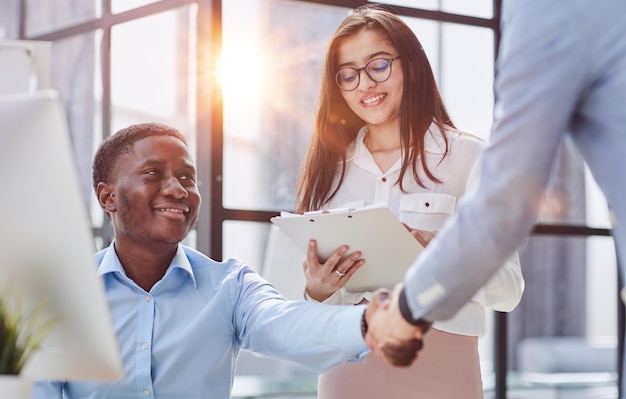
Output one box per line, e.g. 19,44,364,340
399,287,432,330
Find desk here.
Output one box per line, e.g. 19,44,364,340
232,375,317,399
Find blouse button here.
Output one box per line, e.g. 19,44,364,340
425,202,430,207
382,177,387,182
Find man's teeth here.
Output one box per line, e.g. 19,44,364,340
160,208,184,213
363,94,385,104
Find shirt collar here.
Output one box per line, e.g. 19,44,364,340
348,122,449,172
350,126,388,174
98,241,197,287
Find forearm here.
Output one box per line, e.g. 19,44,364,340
240,300,368,373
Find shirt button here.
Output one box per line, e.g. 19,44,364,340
143,389,150,396
145,295,152,302
382,177,387,182
425,202,430,207
143,342,149,350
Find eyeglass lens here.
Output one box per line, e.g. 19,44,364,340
336,58,394,91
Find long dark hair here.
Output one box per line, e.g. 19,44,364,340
296,5,454,213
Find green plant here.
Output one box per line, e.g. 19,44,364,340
0,294,55,375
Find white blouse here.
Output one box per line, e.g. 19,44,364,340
308,124,525,337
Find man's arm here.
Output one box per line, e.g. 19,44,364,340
31,381,64,399
235,266,369,372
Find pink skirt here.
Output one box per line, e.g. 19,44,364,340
317,328,483,399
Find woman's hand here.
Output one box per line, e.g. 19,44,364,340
403,224,437,247
303,239,365,302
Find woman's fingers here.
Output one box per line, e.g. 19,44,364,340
335,251,365,278
402,224,437,247
303,239,364,301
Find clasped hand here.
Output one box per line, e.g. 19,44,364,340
364,285,429,367
363,226,435,367
303,230,432,366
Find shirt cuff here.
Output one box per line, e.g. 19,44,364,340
340,304,370,362
399,286,432,329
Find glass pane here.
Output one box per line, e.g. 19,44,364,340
222,0,347,212
110,6,197,150
479,235,618,396
404,18,440,81
222,220,271,274
376,0,439,10
25,0,99,38
376,0,493,18
534,138,613,229
503,234,618,393
585,166,612,229
0,0,20,39
112,0,159,14
222,221,310,300
442,0,493,19
50,31,100,216
91,30,105,230
441,23,494,141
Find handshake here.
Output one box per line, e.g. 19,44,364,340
363,284,431,367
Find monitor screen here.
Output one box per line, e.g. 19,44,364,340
0,90,122,381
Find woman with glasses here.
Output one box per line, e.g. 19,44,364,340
296,5,524,398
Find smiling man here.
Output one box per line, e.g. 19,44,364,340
31,122,394,399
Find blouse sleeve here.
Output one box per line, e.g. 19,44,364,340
473,251,525,312
304,287,374,305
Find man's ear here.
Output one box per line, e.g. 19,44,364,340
97,182,116,213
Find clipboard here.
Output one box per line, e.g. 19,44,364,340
270,206,423,291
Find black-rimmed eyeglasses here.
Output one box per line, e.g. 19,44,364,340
335,56,400,91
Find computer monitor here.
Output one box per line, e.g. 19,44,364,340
0,90,122,381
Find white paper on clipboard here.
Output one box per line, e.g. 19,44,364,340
270,205,423,292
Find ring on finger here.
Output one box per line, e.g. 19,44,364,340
335,269,346,276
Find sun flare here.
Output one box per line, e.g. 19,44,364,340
216,50,264,101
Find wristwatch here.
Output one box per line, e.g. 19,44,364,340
360,309,368,338
398,287,432,331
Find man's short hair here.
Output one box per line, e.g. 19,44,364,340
92,122,187,193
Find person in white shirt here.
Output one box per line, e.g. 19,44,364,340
295,5,524,398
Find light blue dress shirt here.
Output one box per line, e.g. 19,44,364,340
32,243,367,399
401,0,626,387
